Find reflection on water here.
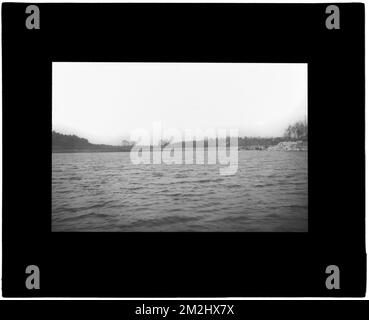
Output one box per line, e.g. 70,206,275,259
52,151,308,232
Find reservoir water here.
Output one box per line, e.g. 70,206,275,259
52,150,308,232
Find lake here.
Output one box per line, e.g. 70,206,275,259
52,150,308,232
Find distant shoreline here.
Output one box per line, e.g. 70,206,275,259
52,149,131,153
52,131,307,153
52,147,308,154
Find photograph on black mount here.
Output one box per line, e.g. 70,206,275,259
52,62,308,233
1,3,366,298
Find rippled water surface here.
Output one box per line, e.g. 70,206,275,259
52,151,308,232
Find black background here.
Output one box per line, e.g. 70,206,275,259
2,3,366,297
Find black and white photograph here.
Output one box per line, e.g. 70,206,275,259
2,2,366,300
52,62,308,232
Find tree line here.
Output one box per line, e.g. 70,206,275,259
284,119,308,140
53,118,308,152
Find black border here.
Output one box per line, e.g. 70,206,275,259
2,3,366,297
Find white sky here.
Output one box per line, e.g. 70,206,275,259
53,62,307,145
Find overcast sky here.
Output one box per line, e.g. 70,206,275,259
53,62,307,145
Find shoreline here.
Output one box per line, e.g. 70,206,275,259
52,148,308,154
